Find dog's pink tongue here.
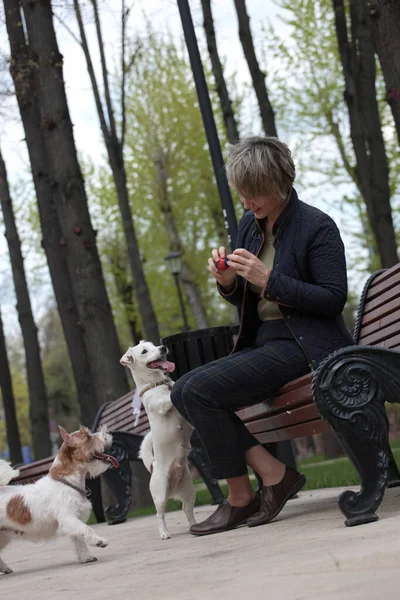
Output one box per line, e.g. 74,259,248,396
154,360,175,373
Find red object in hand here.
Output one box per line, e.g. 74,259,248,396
215,257,229,271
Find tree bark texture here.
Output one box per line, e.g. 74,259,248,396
0,148,51,459
367,0,400,146
3,0,99,426
155,150,209,330
0,308,23,465
332,0,398,268
233,0,277,137
201,0,240,143
73,0,160,343
109,251,144,344
21,0,129,405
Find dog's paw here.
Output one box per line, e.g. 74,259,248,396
95,537,109,548
160,530,171,540
81,556,98,564
0,567,13,575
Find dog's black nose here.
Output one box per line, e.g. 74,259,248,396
159,345,167,353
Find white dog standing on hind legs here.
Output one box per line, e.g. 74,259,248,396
0,425,119,575
120,341,196,539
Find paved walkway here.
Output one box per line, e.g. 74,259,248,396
1,486,400,599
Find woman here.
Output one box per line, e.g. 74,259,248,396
171,136,353,536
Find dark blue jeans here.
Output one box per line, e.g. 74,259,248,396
171,320,310,479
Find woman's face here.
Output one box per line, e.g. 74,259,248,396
240,194,284,220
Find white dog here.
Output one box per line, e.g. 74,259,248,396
120,341,196,539
0,426,119,574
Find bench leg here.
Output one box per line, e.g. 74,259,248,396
101,440,133,525
312,346,400,526
86,477,106,523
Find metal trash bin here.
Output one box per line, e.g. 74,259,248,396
161,326,234,380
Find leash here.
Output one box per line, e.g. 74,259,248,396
138,378,173,398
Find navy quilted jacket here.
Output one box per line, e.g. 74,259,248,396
220,188,354,368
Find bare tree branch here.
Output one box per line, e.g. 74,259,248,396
72,0,110,138
121,0,127,148
91,0,118,142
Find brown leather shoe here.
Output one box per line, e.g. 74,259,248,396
247,466,306,528
190,494,261,536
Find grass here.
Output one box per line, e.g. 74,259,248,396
88,438,400,524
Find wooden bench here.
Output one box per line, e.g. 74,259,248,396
237,263,400,526
14,266,400,527
13,390,225,524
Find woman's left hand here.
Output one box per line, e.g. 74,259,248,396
227,248,271,289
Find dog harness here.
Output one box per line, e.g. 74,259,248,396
138,378,173,398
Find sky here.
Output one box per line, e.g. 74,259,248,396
0,0,364,336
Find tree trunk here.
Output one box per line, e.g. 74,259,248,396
3,0,99,427
110,253,144,344
233,0,278,137
0,308,23,465
155,151,209,329
201,0,240,143
110,153,160,342
332,0,398,268
21,0,129,405
367,0,400,146
73,0,160,343
0,148,51,459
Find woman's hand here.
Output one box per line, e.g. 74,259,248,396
227,248,270,289
208,246,237,291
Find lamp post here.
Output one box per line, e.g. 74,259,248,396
164,251,189,332
176,0,238,249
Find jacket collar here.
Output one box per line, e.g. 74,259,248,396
253,187,299,238
272,187,298,235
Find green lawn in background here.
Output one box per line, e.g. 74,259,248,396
88,438,400,524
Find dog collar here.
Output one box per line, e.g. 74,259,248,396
139,378,173,398
52,477,91,498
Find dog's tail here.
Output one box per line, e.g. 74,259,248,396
0,459,20,486
139,432,153,473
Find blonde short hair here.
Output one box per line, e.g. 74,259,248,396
225,136,295,199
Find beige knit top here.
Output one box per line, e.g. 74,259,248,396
248,228,283,321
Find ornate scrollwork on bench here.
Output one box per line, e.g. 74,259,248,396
313,345,400,526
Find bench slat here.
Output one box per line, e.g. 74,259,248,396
247,404,320,435
236,382,313,422
360,320,400,346
360,297,400,330
254,419,328,444
369,263,400,287
358,309,400,340
364,269,400,301
363,283,400,315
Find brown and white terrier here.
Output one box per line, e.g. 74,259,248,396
0,425,119,575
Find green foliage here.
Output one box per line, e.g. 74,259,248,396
0,343,31,456
85,28,243,340
261,0,399,277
